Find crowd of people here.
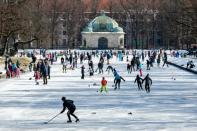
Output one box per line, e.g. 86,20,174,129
1,48,193,124
41,49,173,95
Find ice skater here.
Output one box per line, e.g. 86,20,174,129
142,74,152,93
99,77,108,93
106,65,114,74
81,65,85,79
162,52,168,67
127,63,131,74
62,62,67,73
134,75,143,90
114,73,125,90
60,97,79,123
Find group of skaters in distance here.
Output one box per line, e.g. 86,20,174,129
27,49,171,93
52,49,172,94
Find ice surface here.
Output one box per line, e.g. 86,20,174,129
0,55,197,131
168,56,197,71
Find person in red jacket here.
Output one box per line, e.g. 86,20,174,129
100,77,108,93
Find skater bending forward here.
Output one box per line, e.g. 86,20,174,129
60,97,79,123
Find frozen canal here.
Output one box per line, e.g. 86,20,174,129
0,56,197,131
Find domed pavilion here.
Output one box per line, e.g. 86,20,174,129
81,11,125,49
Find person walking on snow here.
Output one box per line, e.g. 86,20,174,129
142,74,152,93
134,75,143,90
100,77,108,93
60,97,79,123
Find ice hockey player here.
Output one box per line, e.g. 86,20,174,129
60,97,79,123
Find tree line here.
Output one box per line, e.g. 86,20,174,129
0,0,196,56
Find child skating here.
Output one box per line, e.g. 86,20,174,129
99,77,108,93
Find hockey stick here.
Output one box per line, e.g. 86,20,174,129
44,113,60,124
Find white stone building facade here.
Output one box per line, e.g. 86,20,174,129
81,12,125,49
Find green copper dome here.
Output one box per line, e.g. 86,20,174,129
83,11,124,33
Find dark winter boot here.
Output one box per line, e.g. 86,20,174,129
67,120,72,123
75,119,80,123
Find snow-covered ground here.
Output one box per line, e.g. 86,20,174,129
0,55,197,131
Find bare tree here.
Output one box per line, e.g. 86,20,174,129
0,0,37,56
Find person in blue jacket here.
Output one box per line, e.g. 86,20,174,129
114,73,125,90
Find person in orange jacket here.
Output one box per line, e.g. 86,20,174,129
100,77,108,93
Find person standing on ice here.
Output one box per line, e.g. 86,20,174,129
107,53,111,65
80,53,84,64
139,63,143,76
157,54,161,67
100,77,108,93
62,61,67,73
69,54,73,65
134,75,143,90
81,65,85,79
130,58,135,72
146,59,150,70
61,57,64,65
88,60,94,70
96,61,103,74
34,69,40,85
41,60,48,85
127,63,131,74
60,97,79,123
142,74,152,93
162,52,168,67
114,73,125,90
142,51,145,61
88,67,94,76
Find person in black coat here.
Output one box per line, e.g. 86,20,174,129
146,60,150,70
60,97,79,123
41,61,48,85
142,74,152,93
130,58,135,72
81,65,85,79
134,75,143,90
162,52,168,67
